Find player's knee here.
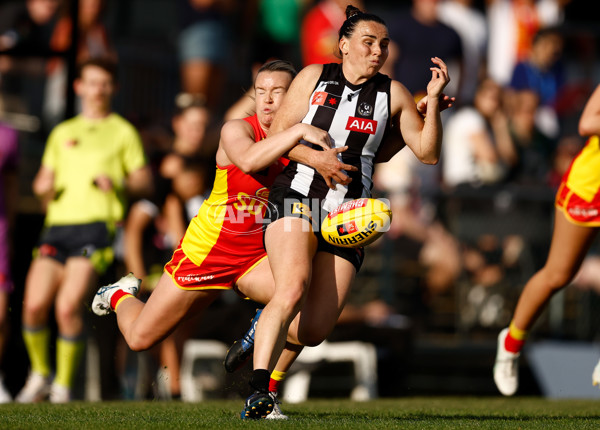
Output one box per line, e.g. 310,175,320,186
543,266,575,291
125,326,160,352
297,324,329,347
126,333,153,352
298,331,327,347
272,284,307,315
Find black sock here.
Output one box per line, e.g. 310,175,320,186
250,369,270,393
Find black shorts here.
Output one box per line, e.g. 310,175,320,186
34,222,114,274
265,187,364,272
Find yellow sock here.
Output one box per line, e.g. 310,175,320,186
269,370,287,392
509,321,528,341
271,370,287,382
22,326,51,377
54,336,85,388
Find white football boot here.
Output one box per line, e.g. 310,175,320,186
592,358,600,388
265,392,289,420
493,327,520,396
92,273,141,316
49,383,71,403
15,372,51,403
0,373,12,403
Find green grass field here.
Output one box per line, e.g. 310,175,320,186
1,397,600,429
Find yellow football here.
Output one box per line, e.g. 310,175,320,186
321,198,392,248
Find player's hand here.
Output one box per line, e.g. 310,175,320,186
417,93,455,115
427,57,450,99
313,146,358,190
299,123,333,151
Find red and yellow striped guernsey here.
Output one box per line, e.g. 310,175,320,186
556,135,600,226
165,115,286,290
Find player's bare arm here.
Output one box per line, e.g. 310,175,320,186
217,117,331,174
392,57,449,165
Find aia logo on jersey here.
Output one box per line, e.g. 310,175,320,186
346,117,377,134
312,91,341,109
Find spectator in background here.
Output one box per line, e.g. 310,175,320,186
0,0,62,123
177,0,235,111
442,77,517,189
485,0,568,87
507,26,565,139
374,150,462,299
248,0,305,71
386,0,463,207
507,89,557,185
123,96,212,399
15,57,152,403
0,103,19,403
437,0,488,104
44,0,116,129
300,0,363,66
0,0,61,52
388,0,463,100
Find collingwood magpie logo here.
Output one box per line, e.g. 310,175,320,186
358,102,373,116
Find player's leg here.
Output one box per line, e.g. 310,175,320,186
51,256,98,402
255,217,316,372
494,208,598,396
267,253,355,390
236,258,275,306
224,258,274,373
511,211,598,332
241,217,316,419
17,257,63,402
115,272,220,352
289,252,356,346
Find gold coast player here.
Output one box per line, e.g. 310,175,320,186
91,60,353,415
494,84,600,396
238,5,451,419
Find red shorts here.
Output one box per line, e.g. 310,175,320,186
164,246,267,296
556,181,600,226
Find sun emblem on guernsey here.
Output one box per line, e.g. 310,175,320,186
209,187,276,235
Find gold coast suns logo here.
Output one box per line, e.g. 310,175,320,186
208,187,276,235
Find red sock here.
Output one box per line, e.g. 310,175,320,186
504,322,527,354
504,333,525,353
269,377,281,393
110,290,133,311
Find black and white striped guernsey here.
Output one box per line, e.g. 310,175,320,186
272,62,392,213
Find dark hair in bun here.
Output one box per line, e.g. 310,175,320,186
336,5,386,57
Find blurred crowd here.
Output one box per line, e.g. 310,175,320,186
0,0,598,402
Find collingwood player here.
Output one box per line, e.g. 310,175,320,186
239,5,451,419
